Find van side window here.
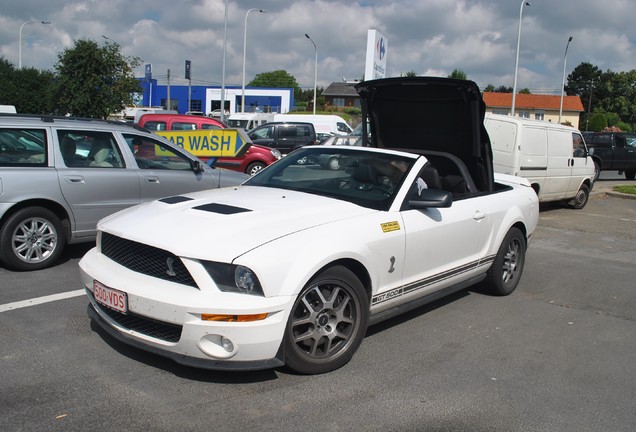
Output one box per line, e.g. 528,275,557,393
250,126,274,139
572,133,586,157
337,122,350,133
595,134,611,147
200,124,221,130
293,127,310,137
172,122,197,131
143,121,166,132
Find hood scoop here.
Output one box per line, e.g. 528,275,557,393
193,203,252,215
160,196,194,204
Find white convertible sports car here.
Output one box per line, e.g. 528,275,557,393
79,77,539,374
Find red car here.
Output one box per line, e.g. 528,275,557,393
137,113,281,175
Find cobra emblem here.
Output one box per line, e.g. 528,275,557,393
166,257,176,277
388,256,396,273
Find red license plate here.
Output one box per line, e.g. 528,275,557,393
93,280,128,314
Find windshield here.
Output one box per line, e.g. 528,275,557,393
226,119,248,129
244,147,416,210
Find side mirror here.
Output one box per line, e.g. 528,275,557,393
190,159,204,173
408,189,453,209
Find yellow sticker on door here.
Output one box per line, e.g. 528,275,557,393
381,221,401,233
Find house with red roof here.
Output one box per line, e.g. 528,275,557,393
482,92,585,129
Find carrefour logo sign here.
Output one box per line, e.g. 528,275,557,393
376,37,386,60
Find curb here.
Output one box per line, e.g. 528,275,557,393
606,191,636,200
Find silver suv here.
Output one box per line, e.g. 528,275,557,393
0,114,248,271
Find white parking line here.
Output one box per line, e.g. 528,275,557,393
0,289,85,313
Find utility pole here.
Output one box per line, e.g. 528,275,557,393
167,69,171,111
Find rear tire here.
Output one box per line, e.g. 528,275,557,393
0,207,66,271
485,227,526,296
593,161,601,181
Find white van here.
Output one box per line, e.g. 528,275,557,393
272,114,353,136
226,112,275,130
484,114,594,209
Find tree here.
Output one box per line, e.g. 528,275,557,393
249,69,301,102
494,85,513,93
403,70,417,77
54,39,142,118
249,70,299,89
0,57,56,114
0,57,18,106
448,69,467,80
484,84,495,92
519,88,531,94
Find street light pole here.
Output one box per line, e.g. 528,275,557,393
241,9,266,113
558,36,573,124
220,0,229,123
305,34,317,115
19,20,50,69
511,1,530,117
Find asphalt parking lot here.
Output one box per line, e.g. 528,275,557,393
1,173,634,432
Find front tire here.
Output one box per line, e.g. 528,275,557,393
284,266,369,374
485,227,526,296
568,183,590,209
0,207,66,271
625,170,635,181
246,161,266,175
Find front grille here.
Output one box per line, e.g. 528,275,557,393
101,232,198,288
88,291,183,343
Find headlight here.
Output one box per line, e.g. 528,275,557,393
270,149,282,160
202,261,264,296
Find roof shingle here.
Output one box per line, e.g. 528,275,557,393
483,92,584,111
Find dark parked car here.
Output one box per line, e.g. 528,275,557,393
248,122,316,154
582,131,636,180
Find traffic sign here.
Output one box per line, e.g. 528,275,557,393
156,129,251,158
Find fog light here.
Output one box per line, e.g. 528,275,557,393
222,337,234,352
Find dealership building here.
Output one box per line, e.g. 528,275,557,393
136,79,294,115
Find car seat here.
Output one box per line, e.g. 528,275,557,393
60,137,77,166
89,142,113,167
420,165,442,190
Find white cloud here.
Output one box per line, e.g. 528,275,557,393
1,0,634,93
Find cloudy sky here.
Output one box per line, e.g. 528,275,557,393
1,0,635,94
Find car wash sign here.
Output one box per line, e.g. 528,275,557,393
156,129,251,158
365,29,388,80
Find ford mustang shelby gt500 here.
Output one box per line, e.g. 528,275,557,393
79,77,539,374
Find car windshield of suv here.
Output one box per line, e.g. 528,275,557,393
244,147,415,211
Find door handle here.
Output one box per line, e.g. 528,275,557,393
473,211,486,221
64,175,85,184
144,176,160,184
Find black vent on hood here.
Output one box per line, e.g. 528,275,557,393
194,203,251,215
160,196,194,204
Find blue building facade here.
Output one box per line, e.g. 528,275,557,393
137,79,294,115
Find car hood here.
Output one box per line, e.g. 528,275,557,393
98,186,375,262
355,77,493,191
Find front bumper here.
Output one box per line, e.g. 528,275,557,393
87,302,284,371
80,247,294,371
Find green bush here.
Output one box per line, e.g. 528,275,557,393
615,121,632,132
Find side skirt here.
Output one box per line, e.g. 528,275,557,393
368,274,487,327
